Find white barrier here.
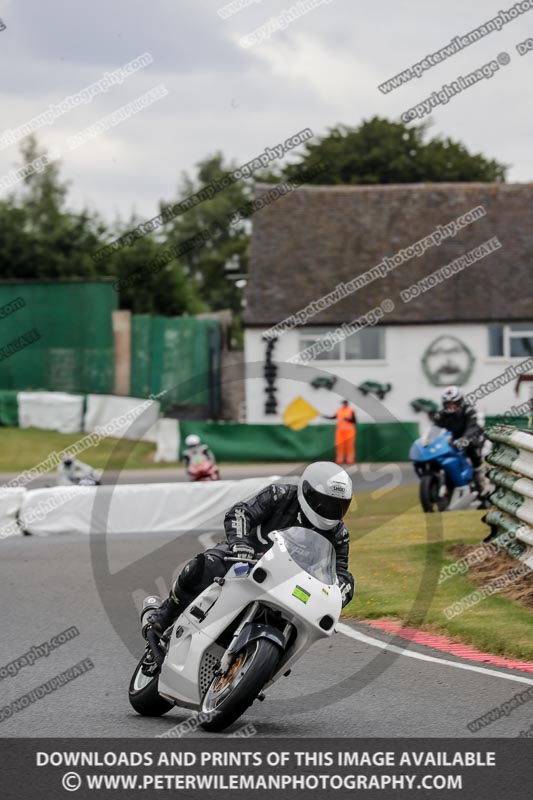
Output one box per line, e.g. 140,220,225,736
485,426,533,569
11,392,179,459
0,488,26,539
18,478,279,537
18,392,84,434
84,394,160,442
154,418,180,463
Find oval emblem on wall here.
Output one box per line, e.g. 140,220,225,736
421,335,475,386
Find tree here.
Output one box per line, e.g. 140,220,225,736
106,221,206,316
162,153,251,316
279,117,507,185
0,137,205,317
0,136,103,279
0,123,507,321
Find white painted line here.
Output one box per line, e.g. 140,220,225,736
337,622,533,687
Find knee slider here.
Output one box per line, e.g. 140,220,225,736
204,552,228,580
177,553,206,593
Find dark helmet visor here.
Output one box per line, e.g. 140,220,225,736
302,480,352,520
443,400,462,413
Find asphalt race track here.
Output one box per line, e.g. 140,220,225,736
1,461,416,489
1,520,532,739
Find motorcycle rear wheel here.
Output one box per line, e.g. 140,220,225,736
128,651,173,717
420,474,448,513
200,638,280,732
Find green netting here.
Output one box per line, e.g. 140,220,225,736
178,422,418,463
130,316,151,398
0,390,19,426
0,281,116,393
131,316,221,413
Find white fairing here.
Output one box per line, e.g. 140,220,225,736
158,529,342,709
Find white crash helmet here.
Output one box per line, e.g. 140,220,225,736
185,434,201,447
298,462,352,531
441,386,464,413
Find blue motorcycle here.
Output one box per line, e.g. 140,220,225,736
409,426,483,512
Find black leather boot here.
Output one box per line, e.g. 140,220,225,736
146,594,182,636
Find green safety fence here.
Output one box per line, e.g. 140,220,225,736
0,281,116,394
178,422,418,463
0,390,19,426
131,315,221,414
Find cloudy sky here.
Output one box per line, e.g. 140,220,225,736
0,0,531,222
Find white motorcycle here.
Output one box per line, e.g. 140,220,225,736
56,460,102,487
128,527,342,732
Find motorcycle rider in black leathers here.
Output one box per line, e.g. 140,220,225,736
431,385,489,496
146,462,355,636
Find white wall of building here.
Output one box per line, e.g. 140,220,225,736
244,324,532,424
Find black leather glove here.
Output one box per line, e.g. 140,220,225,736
337,577,354,608
230,542,255,561
454,437,469,451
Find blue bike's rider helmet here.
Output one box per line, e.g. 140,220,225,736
441,386,464,413
298,462,353,531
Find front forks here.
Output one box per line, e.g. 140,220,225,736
217,602,259,676
437,470,448,497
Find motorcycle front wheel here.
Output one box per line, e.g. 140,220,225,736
200,638,280,732
420,474,449,513
128,650,173,717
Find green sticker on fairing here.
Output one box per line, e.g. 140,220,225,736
292,585,310,604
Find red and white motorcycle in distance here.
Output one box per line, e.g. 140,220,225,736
128,527,342,732
186,456,220,482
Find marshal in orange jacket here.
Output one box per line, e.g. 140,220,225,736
323,400,356,465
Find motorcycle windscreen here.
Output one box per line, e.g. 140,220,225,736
425,425,448,444
409,440,425,460
410,426,449,460
277,526,336,584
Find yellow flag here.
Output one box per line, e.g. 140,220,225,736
282,396,319,431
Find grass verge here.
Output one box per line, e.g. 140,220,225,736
0,427,306,472
0,427,171,472
342,483,533,661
